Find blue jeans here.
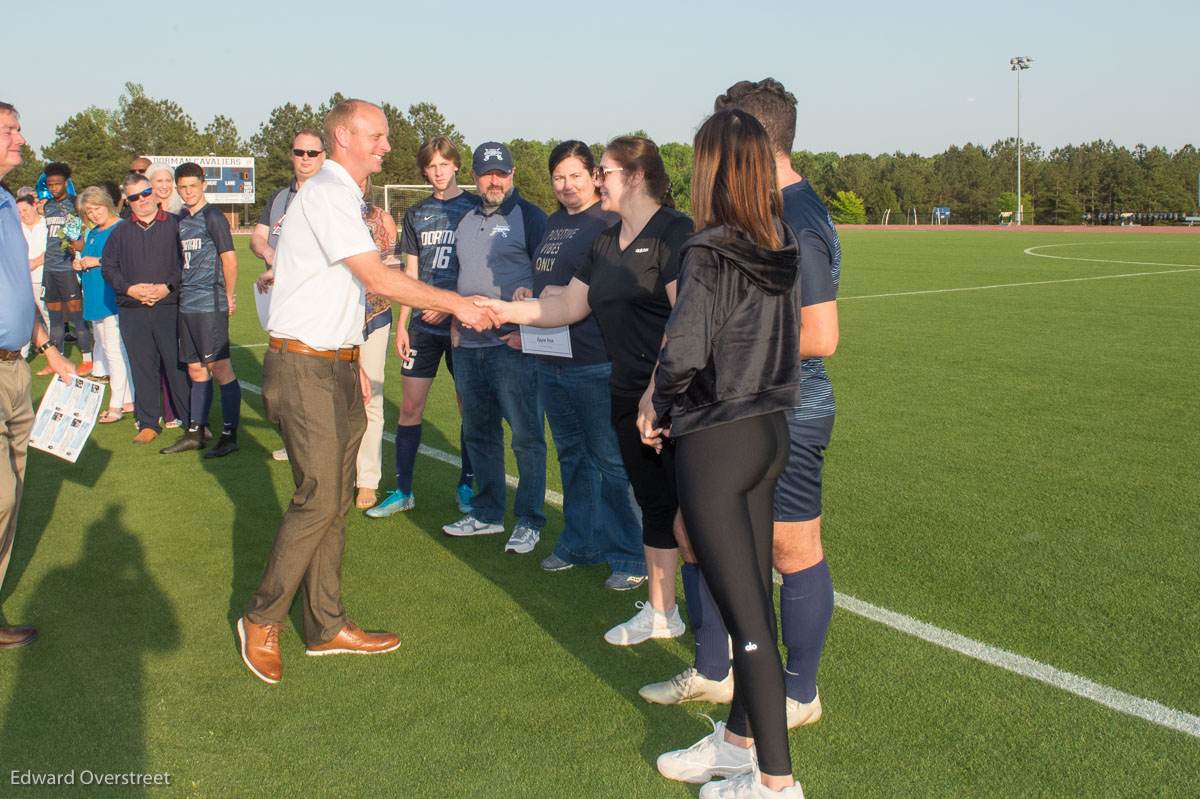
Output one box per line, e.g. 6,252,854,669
453,345,546,529
538,361,645,577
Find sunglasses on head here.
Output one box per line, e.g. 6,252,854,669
125,187,154,203
292,148,323,158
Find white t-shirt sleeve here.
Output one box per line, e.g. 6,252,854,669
304,182,375,266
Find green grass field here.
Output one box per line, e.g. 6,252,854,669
1,231,1197,798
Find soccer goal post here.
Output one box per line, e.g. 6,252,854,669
378,184,477,229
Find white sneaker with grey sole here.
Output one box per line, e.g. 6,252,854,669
604,601,685,646
442,515,505,537
699,763,805,798
504,523,540,554
639,667,735,705
657,715,754,784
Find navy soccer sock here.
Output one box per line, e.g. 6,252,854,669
218,378,241,431
69,310,92,356
189,378,214,430
683,562,731,681
393,423,422,494
458,426,474,488
48,308,65,352
780,558,834,703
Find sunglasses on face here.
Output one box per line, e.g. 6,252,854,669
126,187,154,203
292,149,323,158
595,166,624,181
131,168,147,174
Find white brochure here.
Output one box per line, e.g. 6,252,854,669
29,375,106,463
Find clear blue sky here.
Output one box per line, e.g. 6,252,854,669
8,0,1197,158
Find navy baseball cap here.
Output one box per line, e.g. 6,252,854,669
472,142,514,174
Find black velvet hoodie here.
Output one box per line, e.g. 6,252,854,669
652,221,802,437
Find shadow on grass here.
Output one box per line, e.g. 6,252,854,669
0,505,178,795
400,454,705,780
1,434,112,613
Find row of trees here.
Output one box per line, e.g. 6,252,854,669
12,84,1199,226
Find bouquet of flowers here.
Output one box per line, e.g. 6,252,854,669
58,212,83,253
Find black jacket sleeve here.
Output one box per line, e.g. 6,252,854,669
652,246,717,423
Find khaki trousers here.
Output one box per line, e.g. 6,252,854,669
0,360,34,605
246,347,365,646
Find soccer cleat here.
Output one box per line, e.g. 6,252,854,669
604,572,647,591
36,364,55,376
504,524,540,554
785,690,822,729
204,430,239,459
442,514,504,537
540,553,575,571
159,428,205,454
699,764,805,798
365,490,415,518
639,667,735,705
455,483,474,513
604,601,685,646
657,715,755,784
77,360,93,376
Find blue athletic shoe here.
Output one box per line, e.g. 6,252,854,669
365,490,415,518
455,483,474,514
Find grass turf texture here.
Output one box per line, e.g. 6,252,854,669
1,233,1196,797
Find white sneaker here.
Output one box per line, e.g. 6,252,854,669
785,690,822,729
442,514,505,537
657,715,755,784
639,667,735,705
271,448,289,462
699,763,805,798
604,601,685,646
504,523,540,554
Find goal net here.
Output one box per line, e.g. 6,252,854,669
375,184,477,231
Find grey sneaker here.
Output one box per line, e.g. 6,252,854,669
540,553,575,571
442,515,505,537
785,690,822,729
604,572,647,591
657,715,755,784
604,601,685,646
639,667,735,705
504,524,540,554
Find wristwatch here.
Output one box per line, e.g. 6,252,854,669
32,340,54,356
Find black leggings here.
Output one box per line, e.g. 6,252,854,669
610,391,678,550
675,411,791,777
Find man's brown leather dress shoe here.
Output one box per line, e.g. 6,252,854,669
238,616,282,683
0,626,39,649
305,620,400,656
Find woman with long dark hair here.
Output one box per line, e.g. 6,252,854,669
478,136,691,645
516,141,645,586
651,109,804,798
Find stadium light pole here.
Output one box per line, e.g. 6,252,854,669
1010,56,1034,225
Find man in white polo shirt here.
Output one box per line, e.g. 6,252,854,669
238,98,498,684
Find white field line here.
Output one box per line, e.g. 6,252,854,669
842,243,1200,300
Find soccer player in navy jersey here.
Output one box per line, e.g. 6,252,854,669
158,162,241,456
366,137,480,518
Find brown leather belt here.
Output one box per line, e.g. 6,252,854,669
0,349,24,362
268,336,359,362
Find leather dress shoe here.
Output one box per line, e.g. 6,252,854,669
132,428,159,444
306,620,400,656
238,616,282,684
0,626,39,649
